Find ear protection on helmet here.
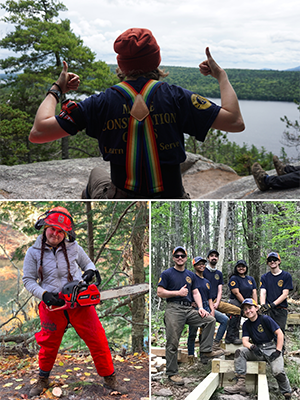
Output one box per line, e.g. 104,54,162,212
35,207,76,242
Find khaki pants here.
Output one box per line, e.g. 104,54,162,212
84,166,190,199
217,300,241,315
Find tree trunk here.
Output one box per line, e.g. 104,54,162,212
217,201,228,272
85,202,95,263
131,202,147,352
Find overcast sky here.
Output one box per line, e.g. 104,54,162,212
0,0,300,71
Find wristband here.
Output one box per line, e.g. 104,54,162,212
46,90,60,103
52,82,62,94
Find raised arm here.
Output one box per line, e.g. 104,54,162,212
199,47,245,133
29,61,80,143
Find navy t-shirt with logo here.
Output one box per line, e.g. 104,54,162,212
55,77,221,167
194,275,212,303
229,275,257,300
158,267,197,303
242,315,279,344
203,268,223,301
260,270,293,308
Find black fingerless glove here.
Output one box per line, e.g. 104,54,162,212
42,291,64,306
269,350,281,362
82,269,95,283
250,344,263,356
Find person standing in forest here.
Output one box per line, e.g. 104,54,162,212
260,252,293,335
225,260,257,344
157,246,224,385
29,27,244,199
203,249,242,345
22,206,127,398
187,256,225,363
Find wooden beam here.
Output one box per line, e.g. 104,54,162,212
185,372,219,400
258,374,269,400
211,359,266,374
287,314,300,325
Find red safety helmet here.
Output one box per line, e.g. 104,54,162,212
35,206,76,241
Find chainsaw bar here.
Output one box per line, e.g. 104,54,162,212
100,283,149,301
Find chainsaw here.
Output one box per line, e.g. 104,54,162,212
47,270,101,311
47,269,149,312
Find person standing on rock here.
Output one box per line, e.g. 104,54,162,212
22,206,127,398
225,260,257,345
203,249,242,345
29,28,244,199
260,252,293,335
224,298,292,399
157,246,224,385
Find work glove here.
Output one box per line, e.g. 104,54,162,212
260,303,275,314
42,291,65,306
250,345,263,357
82,269,95,283
268,350,281,362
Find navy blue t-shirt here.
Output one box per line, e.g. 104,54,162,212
229,275,257,300
260,270,293,308
242,315,280,344
158,267,197,303
56,77,221,166
194,274,212,303
203,268,223,301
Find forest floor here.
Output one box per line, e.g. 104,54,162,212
151,302,300,400
0,350,149,400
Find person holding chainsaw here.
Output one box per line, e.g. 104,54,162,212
224,298,292,398
22,206,127,398
29,27,244,199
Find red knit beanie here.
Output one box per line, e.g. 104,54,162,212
114,28,161,75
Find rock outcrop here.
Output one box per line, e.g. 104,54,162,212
0,153,299,200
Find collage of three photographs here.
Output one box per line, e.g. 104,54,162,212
1,0,300,399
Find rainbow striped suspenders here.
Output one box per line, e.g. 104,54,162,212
112,79,164,194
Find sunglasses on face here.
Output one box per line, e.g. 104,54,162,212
174,254,186,259
268,258,278,263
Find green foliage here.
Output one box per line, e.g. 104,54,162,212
0,103,32,165
280,101,300,158
160,65,300,102
185,129,275,176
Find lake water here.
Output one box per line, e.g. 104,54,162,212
210,99,300,161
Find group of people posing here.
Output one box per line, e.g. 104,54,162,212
157,247,293,398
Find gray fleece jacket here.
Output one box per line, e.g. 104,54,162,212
22,235,96,300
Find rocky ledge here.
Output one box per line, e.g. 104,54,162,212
0,153,299,200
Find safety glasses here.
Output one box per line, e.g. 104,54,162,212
173,254,186,259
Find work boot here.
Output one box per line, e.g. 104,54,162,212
104,372,128,394
29,376,49,398
200,348,224,364
224,374,247,395
168,374,184,385
187,355,195,366
212,340,222,351
273,155,286,176
251,163,269,191
283,393,292,399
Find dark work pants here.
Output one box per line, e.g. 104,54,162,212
267,165,300,189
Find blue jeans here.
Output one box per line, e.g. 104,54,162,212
187,302,220,355
214,309,229,342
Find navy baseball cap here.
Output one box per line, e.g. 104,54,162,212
241,298,258,308
207,249,219,257
267,252,281,262
235,260,248,268
193,256,207,265
173,246,187,255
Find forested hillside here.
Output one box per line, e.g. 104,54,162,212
109,65,299,102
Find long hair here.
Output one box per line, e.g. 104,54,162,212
38,230,73,283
